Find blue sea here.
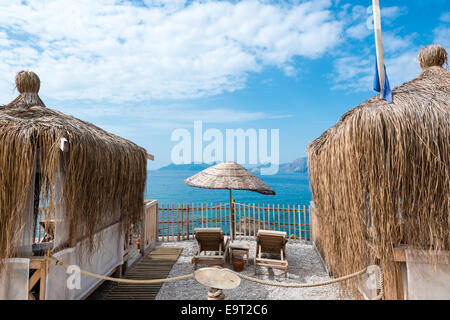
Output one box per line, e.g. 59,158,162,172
145,170,312,207
35,171,311,241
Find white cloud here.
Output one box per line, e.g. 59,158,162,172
346,22,370,40
380,6,407,21
331,3,419,94
343,5,406,40
434,26,450,53
431,11,450,60
55,102,292,128
441,12,450,23
331,47,421,93
0,0,343,103
383,32,416,54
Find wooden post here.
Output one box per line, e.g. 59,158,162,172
40,259,48,300
167,204,170,242
288,204,291,240
278,204,281,231
243,204,246,239
29,258,49,300
210,202,213,228
230,190,235,241
270,204,274,230
177,203,184,241
140,206,146,254
184,203,187,240
257,203,261,236
201,202,204,228
233,199,237,241
155,204,159,243
207,203,209,228
262,204,266,230
162,204,165,242
214,202,219,228
160,204,164,242
303,205,307,242
293,205,297,243
171,204,175,241
373,0,385,97
209,202,212,228
186,203,190,240
206,203,209,228
308,204,313,244
196,202,199,231
166,204,169,242
237,203,241,240
219,204,222,234
252,204,256,240
162,204,164,242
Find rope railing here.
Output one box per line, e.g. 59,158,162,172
44,256,194,284
43,256,383,300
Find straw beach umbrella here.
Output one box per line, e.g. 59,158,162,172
184,161,275,239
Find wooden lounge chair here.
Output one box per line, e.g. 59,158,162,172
254,230,288,278
192,228,229,270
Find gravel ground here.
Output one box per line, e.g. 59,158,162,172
156,240,353,300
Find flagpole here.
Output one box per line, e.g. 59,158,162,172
373,0,385,98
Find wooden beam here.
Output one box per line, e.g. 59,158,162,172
146,153,154,161
39,260,47,300
28,269,41,292
393,247,406,262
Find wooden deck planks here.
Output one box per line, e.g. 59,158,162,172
102,246,182,300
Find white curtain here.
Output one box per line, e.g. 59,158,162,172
46,223,124,300
0,258,30,300
405,249,450,300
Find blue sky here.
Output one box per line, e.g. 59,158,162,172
0,0,449,169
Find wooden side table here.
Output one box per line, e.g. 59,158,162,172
229,244,250,267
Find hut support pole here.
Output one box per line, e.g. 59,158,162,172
373,0,385,97
230,189,235,241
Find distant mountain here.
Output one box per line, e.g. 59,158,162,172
154,158,307,174
251,157,308,174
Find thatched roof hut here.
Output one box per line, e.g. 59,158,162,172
0,71,148,269
308,45,449,299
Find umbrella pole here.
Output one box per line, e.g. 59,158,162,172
230,189,235,241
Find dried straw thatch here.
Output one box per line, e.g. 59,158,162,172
308,45,450,299
0,71,147,269
184,161,275,195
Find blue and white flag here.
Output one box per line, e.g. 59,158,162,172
373,58,393,103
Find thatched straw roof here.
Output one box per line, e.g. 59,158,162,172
0,71,147,267
184,161,275,195
308,45,449,299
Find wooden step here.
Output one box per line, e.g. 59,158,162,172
99,246,182,300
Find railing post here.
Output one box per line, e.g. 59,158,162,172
309,202,314,244
231,199,236,241
140,205,146,254
155,202,159,243
177,203,180,241
181,203,185,240
186,203,190,240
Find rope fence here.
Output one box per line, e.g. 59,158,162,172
43,256,383,300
